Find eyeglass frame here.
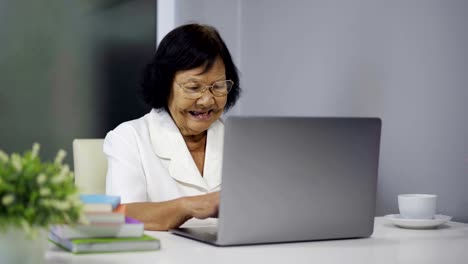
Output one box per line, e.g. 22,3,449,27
175,79,234,99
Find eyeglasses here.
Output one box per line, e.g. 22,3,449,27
175,80,234,99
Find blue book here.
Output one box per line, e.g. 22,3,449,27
80,194,121,210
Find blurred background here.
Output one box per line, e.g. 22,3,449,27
1,0,467,222
0,0,154,165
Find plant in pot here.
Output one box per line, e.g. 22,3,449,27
0,143,83,264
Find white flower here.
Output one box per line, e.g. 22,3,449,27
31,143,40,159
62,164,70,174
54,149,67,165
39,199,51,207
0,150,9,162
51,165,70,184
39,187,51,196
36,173,47,185
53,200,71,210
11,153,22,172
67,192,80,202
40,199,71,210
67,192,82,207
2,194,15,206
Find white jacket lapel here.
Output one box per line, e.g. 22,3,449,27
167,132,208,191
149,110,208,191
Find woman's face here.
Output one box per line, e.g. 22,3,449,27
168,57,228,137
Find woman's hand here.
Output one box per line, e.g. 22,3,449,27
181,191,220,219
124,191,220,231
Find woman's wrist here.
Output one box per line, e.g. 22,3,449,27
177,196,194,221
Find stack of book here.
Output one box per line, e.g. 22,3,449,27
49,194,160,254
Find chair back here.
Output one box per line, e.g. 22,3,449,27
73,139,107,194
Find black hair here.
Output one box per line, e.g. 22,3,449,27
141,23,241,112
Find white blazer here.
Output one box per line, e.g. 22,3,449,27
104,109,224,203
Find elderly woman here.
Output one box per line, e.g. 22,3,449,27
104,24,241,230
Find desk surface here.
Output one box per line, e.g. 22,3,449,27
46,217,468,264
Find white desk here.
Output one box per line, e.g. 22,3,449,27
46,217,468,264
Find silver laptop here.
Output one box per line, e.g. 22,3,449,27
170,116,381,246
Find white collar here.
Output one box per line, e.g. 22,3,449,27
148,109,224,191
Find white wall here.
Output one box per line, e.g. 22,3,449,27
165,0,468,222
375,1,468,221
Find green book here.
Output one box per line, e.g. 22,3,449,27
49,232,160,254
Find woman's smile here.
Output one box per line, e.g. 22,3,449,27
188,109,214,120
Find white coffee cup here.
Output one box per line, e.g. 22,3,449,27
398,194,437,219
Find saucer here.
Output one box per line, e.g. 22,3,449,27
385,214,452,229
